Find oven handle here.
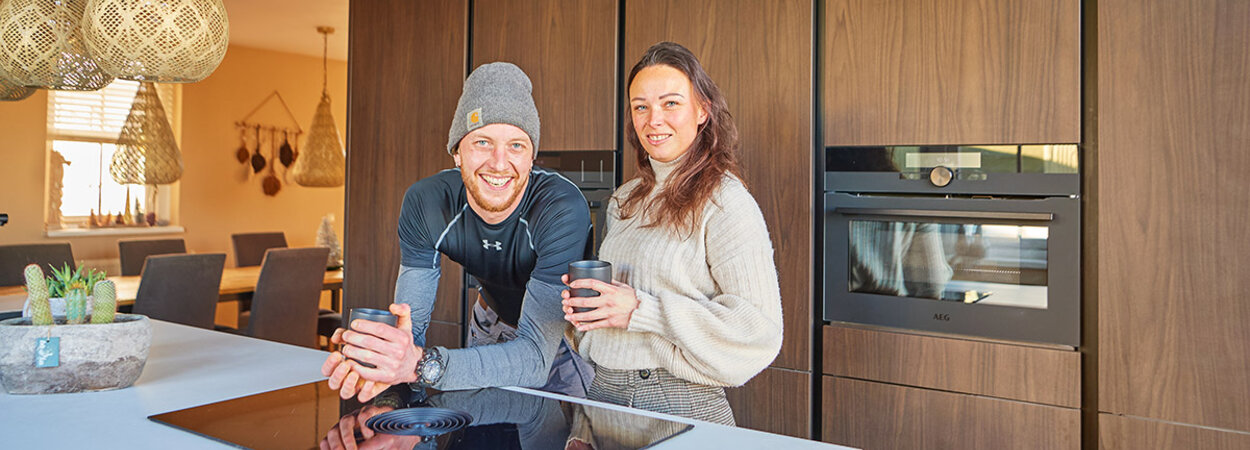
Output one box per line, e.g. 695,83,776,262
834,207,1053,221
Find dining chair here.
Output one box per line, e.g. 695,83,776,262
118,238,187,276
231,232,287,268
132,253,227,330
0,243,74,286
239,247,332,348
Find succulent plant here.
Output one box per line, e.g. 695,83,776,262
47,264,106,298
91,280,117,324
23,264,53,326
66,288,88,325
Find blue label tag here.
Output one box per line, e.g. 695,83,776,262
35,337,59,368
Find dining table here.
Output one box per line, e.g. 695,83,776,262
0,267,344,315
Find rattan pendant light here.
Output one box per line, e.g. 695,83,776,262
0,68,34,101
291,26,345,188
109,82,182,185
0,0,113,91
81,0,229,83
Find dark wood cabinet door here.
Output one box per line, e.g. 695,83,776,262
726,367,811,439
823,376,1081,449
472,0,617,151
623,0,813,372
822,0,1080,145
345,0,467,312
1097,0,1250,433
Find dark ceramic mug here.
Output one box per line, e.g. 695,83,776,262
567,260,612,313
346,308,398,368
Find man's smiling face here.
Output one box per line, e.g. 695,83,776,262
453,123,534,223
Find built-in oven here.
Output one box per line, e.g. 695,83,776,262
823,145,1080,346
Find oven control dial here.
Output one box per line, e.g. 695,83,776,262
929,166,954,187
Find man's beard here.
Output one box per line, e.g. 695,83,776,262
462,170,527,213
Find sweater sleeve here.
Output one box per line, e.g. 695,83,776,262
625,182,784,386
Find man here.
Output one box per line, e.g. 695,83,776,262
322,62,593,401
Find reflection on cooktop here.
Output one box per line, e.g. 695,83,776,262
148,382,692,449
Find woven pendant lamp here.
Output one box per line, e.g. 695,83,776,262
81,0,229,83
0,0,113,91
291,26,345,187
110,82,182,185
0,69,34,101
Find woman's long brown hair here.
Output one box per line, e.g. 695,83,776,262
618,42,744,237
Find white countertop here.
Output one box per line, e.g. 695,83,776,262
0,320,849,449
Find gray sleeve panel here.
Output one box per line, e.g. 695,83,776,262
393,265,441,348
434,278,567,390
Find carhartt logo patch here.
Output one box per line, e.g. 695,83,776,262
467,108,484,131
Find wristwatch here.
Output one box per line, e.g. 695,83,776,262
412,346,445,389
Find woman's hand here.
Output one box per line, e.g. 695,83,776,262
561,274,639,331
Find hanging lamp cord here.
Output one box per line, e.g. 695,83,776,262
321,29,329,95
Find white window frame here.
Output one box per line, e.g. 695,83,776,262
45,80,182,236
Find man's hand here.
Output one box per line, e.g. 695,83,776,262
319,405,423,450
321,303,425,402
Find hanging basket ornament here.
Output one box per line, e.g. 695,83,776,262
0,0,114,91
110,82,183,185
291,26,345,188
0,68,34,101
81,0,229,83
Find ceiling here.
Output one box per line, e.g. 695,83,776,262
223,0,349,62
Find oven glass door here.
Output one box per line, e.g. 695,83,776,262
825,193,1080,346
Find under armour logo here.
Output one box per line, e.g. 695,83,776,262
482,239,502,251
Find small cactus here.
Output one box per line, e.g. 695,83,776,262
66,287,88,325
24,264,53,326
91,280,117,324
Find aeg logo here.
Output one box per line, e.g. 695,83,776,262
933,313,951,321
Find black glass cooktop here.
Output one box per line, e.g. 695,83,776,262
149,382,692,449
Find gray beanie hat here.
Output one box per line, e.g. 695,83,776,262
446,62,540,154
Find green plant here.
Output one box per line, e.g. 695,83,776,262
23,264,53,326
46,263,106,298
18,264,118,326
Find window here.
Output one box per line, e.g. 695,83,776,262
47,80,180,230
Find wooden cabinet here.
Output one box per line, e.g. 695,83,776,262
822,0,1080,145
345,0,467,312
623,0,813,373
472,0,617,151
1097,0,1250,433
824,325,1080,407
1099,413,1250,450
725,366,811,439
822,376,1081,450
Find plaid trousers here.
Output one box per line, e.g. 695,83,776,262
588,365,736,426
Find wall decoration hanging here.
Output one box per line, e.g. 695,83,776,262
81,0,229,83
0,66,34,101
0,0,113,91
236,90,303,196
291,26,345,188
109,82,182,185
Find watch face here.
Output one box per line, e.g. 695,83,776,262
422,360,444,383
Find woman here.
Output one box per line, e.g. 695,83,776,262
561,41,783,425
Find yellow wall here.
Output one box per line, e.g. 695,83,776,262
0,45,348,270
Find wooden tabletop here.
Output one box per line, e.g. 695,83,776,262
0,267,343,308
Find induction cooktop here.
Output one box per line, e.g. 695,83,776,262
149,382,693,449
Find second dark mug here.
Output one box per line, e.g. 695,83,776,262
568,260,612,313
346,307,398,368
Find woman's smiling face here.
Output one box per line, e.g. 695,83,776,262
629,64,707,163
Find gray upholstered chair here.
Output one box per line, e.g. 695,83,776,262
240,247,332,348
131,253,227,329
0,243,75,286
118,238,187,276
230,232,287,267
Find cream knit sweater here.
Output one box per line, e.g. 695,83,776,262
572,157,784,387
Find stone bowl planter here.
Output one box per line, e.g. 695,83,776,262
0,314,151,394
